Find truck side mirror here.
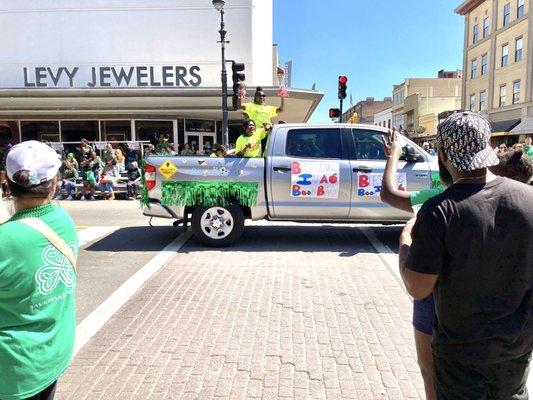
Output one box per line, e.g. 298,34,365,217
404,145,424,163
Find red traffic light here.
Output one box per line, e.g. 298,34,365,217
338,76,348,85
329,108,341,118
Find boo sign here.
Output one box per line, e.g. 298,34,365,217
358,172,406,197
291,161,340,198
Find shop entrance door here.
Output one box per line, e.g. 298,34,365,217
184,133,215,155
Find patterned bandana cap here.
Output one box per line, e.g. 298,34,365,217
436,111,499,172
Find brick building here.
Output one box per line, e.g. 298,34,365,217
342,97,392,124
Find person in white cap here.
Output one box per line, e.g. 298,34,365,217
0,140,77,400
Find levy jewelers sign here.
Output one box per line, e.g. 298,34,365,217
21,65,202,88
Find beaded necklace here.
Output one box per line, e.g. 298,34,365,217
11,203,54,221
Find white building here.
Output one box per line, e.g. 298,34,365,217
0,0,322,151
373,107,392,129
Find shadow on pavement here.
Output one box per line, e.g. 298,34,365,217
85,226,183,252
369,226,402,253
183,224,385,255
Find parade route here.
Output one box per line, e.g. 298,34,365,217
55,215,426,400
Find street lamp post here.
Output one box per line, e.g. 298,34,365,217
213,0,229,147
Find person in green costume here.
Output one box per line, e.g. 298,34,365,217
0,140,77,400
524,136,533,159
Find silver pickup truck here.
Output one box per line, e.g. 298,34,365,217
142,123,439,246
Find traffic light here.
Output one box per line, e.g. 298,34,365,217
231,61,245,110
329,108,341,119
349,113,359,124
338,76,348,100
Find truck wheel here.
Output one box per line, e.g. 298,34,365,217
191,205,245,247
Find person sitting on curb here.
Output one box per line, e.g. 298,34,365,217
99,159,118,200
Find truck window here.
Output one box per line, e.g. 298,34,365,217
286,128,342,159
352,129,386,160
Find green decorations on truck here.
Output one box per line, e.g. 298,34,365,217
161,181,259,207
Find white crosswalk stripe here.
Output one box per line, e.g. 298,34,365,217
77,226,120,247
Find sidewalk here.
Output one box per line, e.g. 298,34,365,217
56,226,424,399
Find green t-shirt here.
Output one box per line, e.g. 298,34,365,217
409,188,444,207
243,102,278,130
524,145,533,159
236,130,267,158
0,204,77,400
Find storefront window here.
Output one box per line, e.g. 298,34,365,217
0,121,19,144
61,121,98,143
21,121,60,142
101,120,131,142
135,120,174,145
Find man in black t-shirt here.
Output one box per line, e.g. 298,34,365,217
399,111,533,399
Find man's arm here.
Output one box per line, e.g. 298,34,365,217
380,130,412,213
237,82,247,111
399,220,439,300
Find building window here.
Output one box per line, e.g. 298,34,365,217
515,37,523,61
499,84,506,107
483,17,490,37
21,121,60,142
502,44,509,66
469,94,476,111
481,54,488,74
471,59,478,78
473,24,479,43
503,3,511,26
513,81,521,104
479,91,487,111
517,0,525,18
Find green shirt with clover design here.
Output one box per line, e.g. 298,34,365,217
0,203,77,400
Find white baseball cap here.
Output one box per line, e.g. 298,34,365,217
6,140,61,186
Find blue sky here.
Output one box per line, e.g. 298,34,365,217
273,0,465,122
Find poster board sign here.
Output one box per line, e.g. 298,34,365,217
291,161,339,198
94,141,106,150
49,142,64,151
126,141,140,150
357,172,406,197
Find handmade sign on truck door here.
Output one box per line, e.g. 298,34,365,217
357,172,406,197
291,161,340,198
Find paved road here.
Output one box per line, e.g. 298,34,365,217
56,220,424,400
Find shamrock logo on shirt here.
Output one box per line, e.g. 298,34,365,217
35,243,77,295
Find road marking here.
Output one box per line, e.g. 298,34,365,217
77,226,120,247
358,226,408,294
73,229,192,356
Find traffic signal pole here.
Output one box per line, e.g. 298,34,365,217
218,9,229,146
337,76,348,123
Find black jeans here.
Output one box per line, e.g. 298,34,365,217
25,381,56,400
434,352,531,400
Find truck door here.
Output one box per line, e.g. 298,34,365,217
348,128,432,221
268,127,352,220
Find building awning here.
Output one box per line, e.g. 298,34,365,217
510,117,533,135
0,87,323,123
491,118,521,137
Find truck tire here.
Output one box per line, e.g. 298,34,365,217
191,205,245,247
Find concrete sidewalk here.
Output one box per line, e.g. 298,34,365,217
56,226,424,399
